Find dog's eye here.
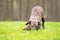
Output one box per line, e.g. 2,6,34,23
32,26,33,27
38,22,40,25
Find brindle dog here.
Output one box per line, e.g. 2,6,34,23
23,6,45,30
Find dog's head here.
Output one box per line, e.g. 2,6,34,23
26,21,40,30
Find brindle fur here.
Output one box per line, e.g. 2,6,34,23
23,6,45,30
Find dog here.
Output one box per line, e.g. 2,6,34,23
23,6,46,30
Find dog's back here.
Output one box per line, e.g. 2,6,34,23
29,6,44,22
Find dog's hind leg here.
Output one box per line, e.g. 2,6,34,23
42,18,45,29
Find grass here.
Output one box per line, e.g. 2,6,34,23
0,21,60,40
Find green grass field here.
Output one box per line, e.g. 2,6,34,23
0,21,60,40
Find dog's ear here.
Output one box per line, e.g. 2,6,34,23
38,22,40,25
25,21,31,25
